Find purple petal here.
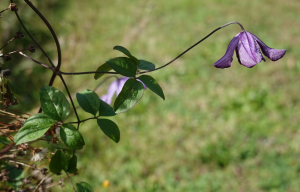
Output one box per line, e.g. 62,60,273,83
236,31,263,68
100,77,147,105
249,32,286,61
100,94,112,105
137,79,147,89
213,33,240,68
100,80,120,105
116,77,130,95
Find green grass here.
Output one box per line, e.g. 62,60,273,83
2,0,300,191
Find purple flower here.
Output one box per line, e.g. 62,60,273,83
100,77,146,105
213,31,286,68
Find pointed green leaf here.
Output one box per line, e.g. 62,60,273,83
106,57,137,77
49,150,68,174
76,89,100,116
113,79,144,113
97,119,120,143
40,86,70,121
94,63,112,80
14,113,56,145
138,75,165,100
67,155,78,174
113,45,140,65
76,182,94,192
60,124,85,150
138,60,156,70
99,99,116,116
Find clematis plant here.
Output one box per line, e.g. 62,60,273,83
213,22,286,68
1,2,287,190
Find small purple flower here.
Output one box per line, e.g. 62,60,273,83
213,31,286,68
100,77,146,105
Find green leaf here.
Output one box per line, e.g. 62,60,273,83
67,155,78,174
99,99,116,116
76,90,100,116
60,124,85,150
6,166,24,190
40,86,70,121
106,57,137,77
114,79,144,113
138,60,156,70
97,119,120,143
113,45,140,65
49,150,68,174
76,182,94,192
138,75,165,100
14,113,56,145
94,63,112,80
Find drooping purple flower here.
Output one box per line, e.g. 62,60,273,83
213,31,286,68
100,77,146,105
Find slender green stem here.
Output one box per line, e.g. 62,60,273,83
58,75,80,129
138,21,244,74
60,71,118,75
64,171,77,192
67,116,100,124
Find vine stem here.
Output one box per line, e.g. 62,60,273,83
58,75,81,129
0,8,9,14
10,0,55,68
67,116,100,124
19,52,53,70
0,37,15,50
138,21,245,74
33,173,54,192
23,0,62,69
4,48,28,55
65,171,77,192
60,71,118,75
8,160,36,169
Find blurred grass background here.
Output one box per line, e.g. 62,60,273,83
1,0,300,191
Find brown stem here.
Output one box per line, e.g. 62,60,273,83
0,130,14,143
0,144,14,156
5,48,28,55
8,160,36,169
23,0,62,69
0,8,9,14
0,37,15,50
10,0,56,68
33,174,54,192
19,52,53,70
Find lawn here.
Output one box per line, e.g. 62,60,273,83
2,0,300,191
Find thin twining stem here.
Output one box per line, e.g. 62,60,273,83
5,48,28,55
24,0,62,69
138,21,245,74
10,0,55,68
0,37,15,50
64,171,77,192
58,75,80,129
8,160,36,169
0,8,9,14
67,116,100,124
19,52,53,70
220,21,244,30
60,71,118,75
